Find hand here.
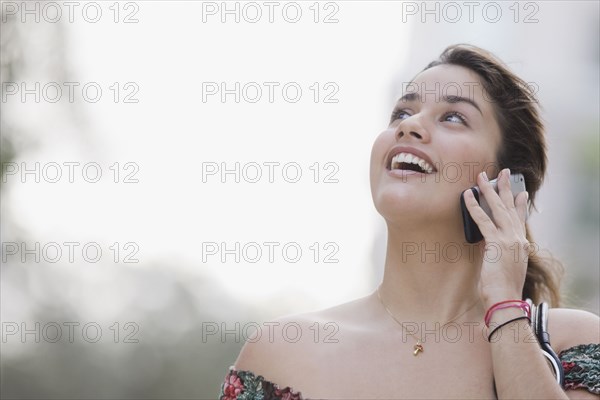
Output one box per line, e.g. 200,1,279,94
463,168,531,308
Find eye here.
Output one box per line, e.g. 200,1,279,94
390,108,411,123
443,111,468,125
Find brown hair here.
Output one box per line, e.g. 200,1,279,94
423,43,563,306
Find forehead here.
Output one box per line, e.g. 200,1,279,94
406,64,490,108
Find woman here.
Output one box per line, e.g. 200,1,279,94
219,44,600,399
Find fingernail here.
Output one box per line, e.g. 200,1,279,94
505,168,511,177
482,171,488,181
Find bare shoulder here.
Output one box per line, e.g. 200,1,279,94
548,307,600,353
233,293,374,385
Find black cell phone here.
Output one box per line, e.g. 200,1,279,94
460,173,527,243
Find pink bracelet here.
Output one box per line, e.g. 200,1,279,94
485,300,530,327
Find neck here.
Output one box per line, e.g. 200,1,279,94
377,222,485,326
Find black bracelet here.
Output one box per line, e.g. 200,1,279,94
487,316,531,342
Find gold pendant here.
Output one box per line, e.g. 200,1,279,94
413,343,424,356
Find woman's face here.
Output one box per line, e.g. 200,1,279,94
370,64,503,228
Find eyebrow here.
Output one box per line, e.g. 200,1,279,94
397,92,483,115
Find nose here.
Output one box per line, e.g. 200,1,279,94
395,115,431,142
398,130,424,140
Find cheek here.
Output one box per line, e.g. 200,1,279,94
369,131,393,196
439,141,499,187
370,131,391,170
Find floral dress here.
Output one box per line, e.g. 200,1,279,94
219,343,599,399
559,343,600,393
220,368,303,400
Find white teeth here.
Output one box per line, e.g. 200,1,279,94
390,152,434,173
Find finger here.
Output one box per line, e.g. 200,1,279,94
498,168,516,210
476,170,512,230
498,169,528,230
514,190,529,224
463,187,498,239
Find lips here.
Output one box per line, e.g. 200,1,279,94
385,146,437,174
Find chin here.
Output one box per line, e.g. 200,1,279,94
373,189,428,224
373,186,459,228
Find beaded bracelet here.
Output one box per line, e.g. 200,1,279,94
484,300,531,327
487,316,531,342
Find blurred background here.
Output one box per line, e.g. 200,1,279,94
1,1,598,399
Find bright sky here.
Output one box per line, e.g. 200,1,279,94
5,2,417,306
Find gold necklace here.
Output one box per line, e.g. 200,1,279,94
376,285,480,356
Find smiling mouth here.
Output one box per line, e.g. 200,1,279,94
389,152,435,174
